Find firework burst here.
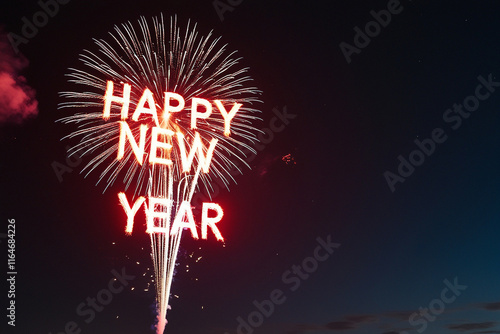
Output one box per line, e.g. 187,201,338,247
58,14,262,333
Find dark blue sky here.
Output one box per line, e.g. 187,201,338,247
1,1,500,334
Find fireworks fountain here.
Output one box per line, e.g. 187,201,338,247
58,15,262,333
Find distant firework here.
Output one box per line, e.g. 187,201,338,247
59,15,262,333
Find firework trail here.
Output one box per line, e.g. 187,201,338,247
59,15,262,333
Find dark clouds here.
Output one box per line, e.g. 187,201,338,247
325,321,356,330
283,323,324,334
282,313,377,333
448,322,497,332
480,302,500,311
344,314,378,323
281,303,500,334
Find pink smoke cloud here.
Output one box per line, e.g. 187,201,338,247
0,30,38,124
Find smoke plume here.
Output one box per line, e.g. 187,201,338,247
0,29,38,124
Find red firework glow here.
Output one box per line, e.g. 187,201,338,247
118,193,224,240
104,81,231,239
59,15,262,333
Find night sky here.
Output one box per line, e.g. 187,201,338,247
1,1,500,334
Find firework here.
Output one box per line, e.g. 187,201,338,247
59,15,262,333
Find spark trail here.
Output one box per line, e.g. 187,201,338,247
58,15,262,333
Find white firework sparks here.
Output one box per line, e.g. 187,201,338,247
58,14,262,333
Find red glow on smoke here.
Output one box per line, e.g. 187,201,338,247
0,30,38,124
